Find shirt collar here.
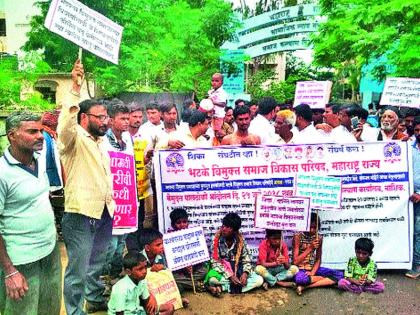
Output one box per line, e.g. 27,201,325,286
3,147,40,165
78,125,103,143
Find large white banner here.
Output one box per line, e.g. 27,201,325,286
155,142,413,269
44,0,123,64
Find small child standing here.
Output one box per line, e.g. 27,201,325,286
168,209,207,293
292,212,343,295
255,229,298,288
107,251,174,315
338,238,385,294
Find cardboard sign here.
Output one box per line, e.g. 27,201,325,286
146,269,183,310
163,226,209,271
380,77,420,108
109,151,138,233
294,81,332,109
295,174,342,210
44,0,123,64
255,195,311,231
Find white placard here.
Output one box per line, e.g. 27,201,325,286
163,226,209,271
293,81,332,109
255,195,311,231
295,174,342,210
44,0,123,64
380,77,420,108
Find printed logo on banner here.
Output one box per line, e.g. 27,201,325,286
383,142,402,164
166,153,185,174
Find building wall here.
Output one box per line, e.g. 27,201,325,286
4,0,39,54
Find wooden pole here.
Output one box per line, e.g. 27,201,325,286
190,268,196,294
77,48,83,85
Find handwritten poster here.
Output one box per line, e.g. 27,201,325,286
109,151,138,234
295,174,342,210
255,195,311,231
380,77,420,108
155,142,413,269
293,81,332,109
163,226,209,271
146,269,183,310
44,0,123,64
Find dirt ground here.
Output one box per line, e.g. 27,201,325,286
59,244,420,315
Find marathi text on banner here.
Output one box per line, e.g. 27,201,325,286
44,0,123,64
163,226,210,271
255,195,311,231
380,77,420,108
134,139,151,199
146,269,183,310
109,151,138,233
155,142,413,269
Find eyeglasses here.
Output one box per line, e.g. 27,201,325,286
86,113,109,122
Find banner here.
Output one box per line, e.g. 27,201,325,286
44,0,123,64
155,142,413,269
295,174,342,210
109,151,138,234
255,195,311,231
380,77,420,108
133,138,152,199
146,269,183,310
293,81,332,109
163,226,209,271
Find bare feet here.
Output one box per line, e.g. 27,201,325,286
262,282,269,291
207,285,222,297
277,281,296,288
296,285,304,296
182,297,190,307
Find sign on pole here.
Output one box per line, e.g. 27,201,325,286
163,226,209,271
294,81,332,109
380,77,420,108
255,195,311,231
44,0,123,64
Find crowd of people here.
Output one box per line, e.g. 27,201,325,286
0,59,419,315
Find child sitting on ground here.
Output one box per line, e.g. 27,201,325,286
168,209,208,293
338,237,384,294
255,229,298,288
108,251,174,315
292,212,343,295
206,213,264,295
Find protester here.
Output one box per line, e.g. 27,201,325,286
293,104,328,144
0,111,61,315
58,60,115,314
249,102,259,120
248,96,278,144
328,104,358,143
221,106,261,145
222,106,235,136
406,116,420,279
168,209,208,294
138,103,163,143
292,213,343,295
206,213,264,294
127,102,144,138
234,99,246,108
208,73,228,131
255,229,298,288
338,238,384,294
274,110,296,143
108,251,174,315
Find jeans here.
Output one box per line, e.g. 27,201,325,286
104,234,127,278
0,244,61,315
62,211,112,315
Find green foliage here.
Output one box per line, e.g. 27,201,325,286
312,0,420,80
24,0,238,98
0,53,54,111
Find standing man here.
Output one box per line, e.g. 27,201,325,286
0,111,61,315
58,60,115,314
406,116,420,279
128,103,144,138
221,106,261,145
249,96,278,144
293,104,328,144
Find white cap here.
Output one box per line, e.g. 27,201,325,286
199,99,214,112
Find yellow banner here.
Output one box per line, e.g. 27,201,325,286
133,139,151,199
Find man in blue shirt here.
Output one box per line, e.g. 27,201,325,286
0,111,61,314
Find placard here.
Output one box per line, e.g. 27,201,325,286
163,226,209,271
380,77,420,108
146,269,183,310
295,174,342,210
44,0,123,64
109,151,138,233
255,195,311,231
293,81,332,109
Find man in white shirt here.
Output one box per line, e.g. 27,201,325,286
293,104,329,144
249,96,279,144
327,105,358,143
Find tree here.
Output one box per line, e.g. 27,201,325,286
24,0,238,98
312,0,420,79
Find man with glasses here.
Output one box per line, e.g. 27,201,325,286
58,60,115,314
